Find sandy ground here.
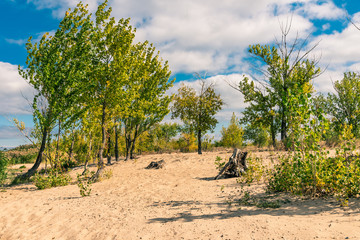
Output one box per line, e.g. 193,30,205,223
1,150,360,240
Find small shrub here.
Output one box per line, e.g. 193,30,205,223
214,156,225,170
77,170,94,197
34,170,72,190
237,155,265,184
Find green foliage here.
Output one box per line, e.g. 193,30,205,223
267,95,360,204
214,156,226,170
0,151,8,185
326,72,360,139
77,170,94,197
243,123,270,147
237,30,320,147
237,155,265,184
220,113,244,148
175,133,198,153
172,79,223,154
7,152,37,165
34,170,72,190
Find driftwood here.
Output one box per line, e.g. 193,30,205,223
145,160,165,169
214,149,248,180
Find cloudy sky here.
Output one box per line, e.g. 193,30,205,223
1,0,360,147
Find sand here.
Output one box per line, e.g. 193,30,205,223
1,151,360,240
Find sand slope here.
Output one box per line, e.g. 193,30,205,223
1,151,360,240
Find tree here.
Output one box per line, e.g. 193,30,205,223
220,113,244,148
121,42,174,160
327,72,360,138
172,78,223,154
88,1,136,175
235,21,321,148
17,3,93,180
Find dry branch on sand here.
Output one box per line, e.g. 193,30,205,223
145,160,165,169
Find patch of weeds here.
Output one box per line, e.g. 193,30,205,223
19,165,26,169
33,169,72,190
77,170,94,197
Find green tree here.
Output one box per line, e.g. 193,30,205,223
220,113,244,148
121,42,174,160
327,72,360,138
17,3,93,180
88,1,136,175
236,23,320,148
172,79,223,154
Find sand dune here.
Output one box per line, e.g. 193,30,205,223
1,151,360,240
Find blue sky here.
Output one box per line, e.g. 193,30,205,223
1,0,360,147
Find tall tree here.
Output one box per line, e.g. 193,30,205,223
17,3,93,180
121,42,174,160
89,1,135,176
235,22,321,148
172,78,223,154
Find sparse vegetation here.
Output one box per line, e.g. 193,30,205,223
0,151,8,185
33,170,72,190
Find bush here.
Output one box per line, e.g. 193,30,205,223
34,170,72,190
0,151,8,185
237,155,265,184
77,170,94,197
268,125,360,205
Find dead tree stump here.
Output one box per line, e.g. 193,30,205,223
145,160,165,169
214,149,248,180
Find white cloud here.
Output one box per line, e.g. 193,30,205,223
0,62,34,115
5,38,27,46
27,0,102,18
296,0,346,20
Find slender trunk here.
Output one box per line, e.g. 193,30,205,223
16,127,48,180
197,129,202,155
93,101,107,180
129,126,139,159
115,123,119,161
107,128,112,165
130,139,136,159
82,136,92,175
68,128,75,162
270,117,276,148
55,119,61,165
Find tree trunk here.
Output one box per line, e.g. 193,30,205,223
197,129,202,154
68,128,75,162
82,136,92,175
55,119,61,165
270,117,276,148
93,102,106,180
130,126,139,159
107,128,112,165
114,121,119,162
130,138,136,159
15,127,48,181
